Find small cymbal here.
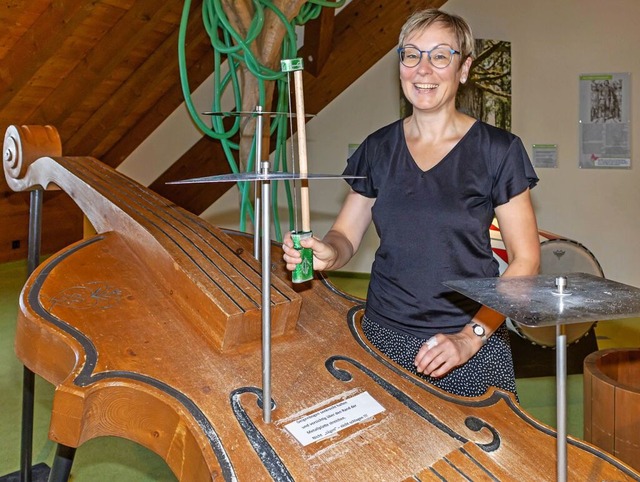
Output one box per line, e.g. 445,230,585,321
167,172,365,184
202,111,315,118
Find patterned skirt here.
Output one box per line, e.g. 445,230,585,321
362,315,518,400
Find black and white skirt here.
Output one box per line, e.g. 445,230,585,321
362,315,518,399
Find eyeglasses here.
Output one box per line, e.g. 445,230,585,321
397,45,461,69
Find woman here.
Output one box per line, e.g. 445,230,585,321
282,9,540,398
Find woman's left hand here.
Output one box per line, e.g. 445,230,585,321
414,329,483,378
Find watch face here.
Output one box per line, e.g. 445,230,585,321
473,324,485,336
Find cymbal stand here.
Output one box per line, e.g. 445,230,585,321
259,158,273,422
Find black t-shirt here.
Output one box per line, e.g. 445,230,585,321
343,119,538,338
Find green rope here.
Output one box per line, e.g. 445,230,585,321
179,0,345,240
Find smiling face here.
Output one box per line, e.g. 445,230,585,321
399,22,472,116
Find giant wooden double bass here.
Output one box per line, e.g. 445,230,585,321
4,125,639,481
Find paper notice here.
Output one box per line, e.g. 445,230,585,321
285,391,385,446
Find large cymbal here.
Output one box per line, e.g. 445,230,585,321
444,272,640,327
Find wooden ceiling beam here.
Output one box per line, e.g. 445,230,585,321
0,0,98,115
63,2,211,159
101,51,214,169
303,6,335,77
0,1,51,59
30,0,182,141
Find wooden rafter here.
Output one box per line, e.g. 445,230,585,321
304,6,335,76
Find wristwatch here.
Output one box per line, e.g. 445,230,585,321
469,322,487,345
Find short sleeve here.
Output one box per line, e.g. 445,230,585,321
491,136,538,207
342,138,377,198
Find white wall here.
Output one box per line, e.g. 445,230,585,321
123,0,640,287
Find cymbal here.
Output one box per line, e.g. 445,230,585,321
444,272,640,327
202,111,315,118
167,172,365,184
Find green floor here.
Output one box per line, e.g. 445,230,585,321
1,263,639,480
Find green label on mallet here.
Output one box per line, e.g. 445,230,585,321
281,58,304,72
291,230,313,283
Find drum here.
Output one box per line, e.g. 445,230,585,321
491,225,605,347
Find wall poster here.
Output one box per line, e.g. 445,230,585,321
579,73,631,169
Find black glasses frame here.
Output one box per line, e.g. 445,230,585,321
397,45,461,69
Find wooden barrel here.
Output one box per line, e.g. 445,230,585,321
584,348,640,471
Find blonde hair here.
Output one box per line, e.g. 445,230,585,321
399,9,475,62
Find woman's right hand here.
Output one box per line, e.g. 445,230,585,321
282,232,338,272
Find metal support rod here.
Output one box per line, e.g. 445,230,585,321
20,368,35,482
260,160,272,423
27,189,43,274
21,189,43,482
48,444,76,482
556,323,567,482
253,106,263,260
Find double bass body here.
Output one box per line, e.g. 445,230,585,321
4,125,639,481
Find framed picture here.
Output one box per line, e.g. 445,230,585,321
578,73,631,169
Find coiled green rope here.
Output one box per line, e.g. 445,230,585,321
178,0,345,241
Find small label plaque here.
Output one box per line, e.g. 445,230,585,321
284,392,385,446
